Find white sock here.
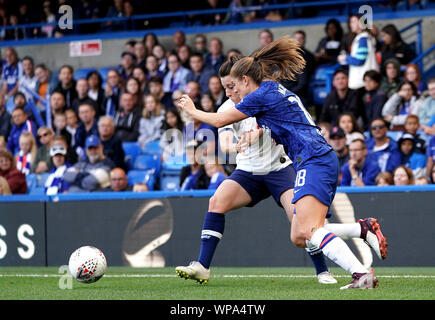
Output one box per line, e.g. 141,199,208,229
309,227,368,274
324,223,361,240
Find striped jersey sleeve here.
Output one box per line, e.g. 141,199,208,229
346,36,368,66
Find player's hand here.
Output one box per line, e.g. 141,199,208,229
178,94,196,115
236,132,250,154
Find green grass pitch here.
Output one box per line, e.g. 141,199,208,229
1,266,434,300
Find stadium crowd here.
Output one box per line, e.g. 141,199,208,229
0,16,434,195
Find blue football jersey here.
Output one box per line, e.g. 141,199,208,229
235,81,332,168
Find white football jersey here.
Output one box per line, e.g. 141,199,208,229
217,99,291,174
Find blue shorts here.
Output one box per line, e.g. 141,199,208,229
292,150,339,208
228,165,296,207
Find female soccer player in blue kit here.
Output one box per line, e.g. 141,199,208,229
178,37,381,289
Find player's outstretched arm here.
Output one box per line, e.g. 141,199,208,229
179,94,248,128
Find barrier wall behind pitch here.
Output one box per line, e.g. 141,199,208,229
0,188,434,268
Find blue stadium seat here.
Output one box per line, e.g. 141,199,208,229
160,174,180,191
74,68,97,80
36,173,51,187
26,173,38,193
142,140,163,155
162,154,188,171
387,131,404,141
122,142,142,171
133,154,161,173
127,169,156,190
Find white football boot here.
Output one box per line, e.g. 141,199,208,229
317,271,338,284
176,261,210,284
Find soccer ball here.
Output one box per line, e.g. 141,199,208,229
68,246,107,283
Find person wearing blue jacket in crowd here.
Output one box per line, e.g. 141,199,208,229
341,139,380,186
7,107,37,155
365,117,401,173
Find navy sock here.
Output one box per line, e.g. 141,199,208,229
306,247,329,275
198,212,225,269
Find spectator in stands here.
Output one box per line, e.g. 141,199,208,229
102,69,123,117
64,135,114,192
7,107,37,155
204,159,227,189
104,167,133,192
362,70,388,130
245,0,282,22
125,77,142,108
1,47,23,101
194,34,208,57
163,52,192,94
393,165,414,186
319,69,362,125
329,126,349,179
337,14,378,90
366,117,401,173
132,183,149,192
340,138,380,186
103,0,125,31
207,75,226,111
223,0,246,24
134,41,146,69
398,133,426,179
338,112,366,145
119,51,137,80
0,150,27,194
0,176,12,195
98,116,126,170
145,55,165,82
148,76,173,110
186,52,216,93
160,107,185,161
315,18,343,65
0,95,11,142
172,30,186,51
143,32,159,56
418,78,435,127
382,80,424,128
200,93,216,113
18,56,37,103
177,44,192,70
65,109,78,147
152,44,168,74
138,94,165,149
180,139,209,190
44,140,71,195
74,103,99,156
5,14,24,40
404,64,425,94
375,172,393,186
281,30,315,108
72,78,98,115
132,66,147,93
380,24,416,67
429,163,435,184
16,131,37,176
32,126,55,174
41,91,66,126
34,64,57,107
404,114,426,154
201,0,226,25
87,71,105,110
185,81,202,107
113,92,141,142
41,0,56,38
53,112,72,147
204,38,226,75
380,58,401,99
258,29,274,48
53,65,77,109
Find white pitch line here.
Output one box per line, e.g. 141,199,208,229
0,274,434,279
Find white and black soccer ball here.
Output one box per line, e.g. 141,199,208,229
68,246,107,283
